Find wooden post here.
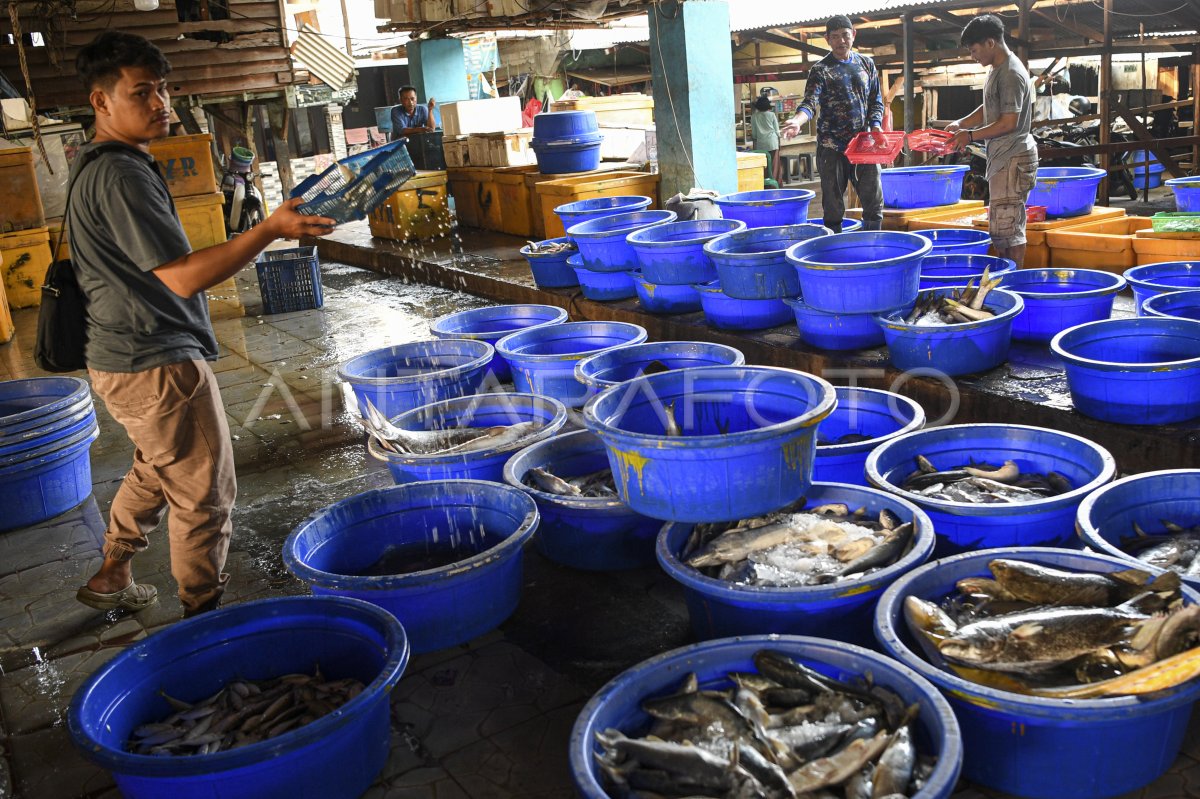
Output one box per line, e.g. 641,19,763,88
1193,49,1200,173
243,102,269,211
903,12,915,165
267,100,294,196
1099,0,1112,205
1017,0,1031,65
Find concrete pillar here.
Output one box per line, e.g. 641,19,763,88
647,0,738,197
408,37,470,129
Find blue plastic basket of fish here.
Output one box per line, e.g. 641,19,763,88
290,140,416,224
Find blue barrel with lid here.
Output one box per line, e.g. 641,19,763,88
533,110,599,139
875,547,1200,799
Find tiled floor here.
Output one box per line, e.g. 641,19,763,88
0,241,1198,799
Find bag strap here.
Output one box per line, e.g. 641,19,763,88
55,141,149,262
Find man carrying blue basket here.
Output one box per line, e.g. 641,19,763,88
947,14,1038,267
70,31,336,617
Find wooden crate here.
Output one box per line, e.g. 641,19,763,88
550,94,653,126
0,226,52,308
175,192,227,251
535,170,660,239
149,134,218,198
0,146,45,234
368,171,452,241
1133,229,1200,265
1046,216,1153,272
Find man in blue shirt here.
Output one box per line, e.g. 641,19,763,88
390,85,436,141
782,15,886,232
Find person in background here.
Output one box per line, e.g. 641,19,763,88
781,14,885,232
947,14,1037,267
390,85,436,141
752,94,782,186
70,31,336,617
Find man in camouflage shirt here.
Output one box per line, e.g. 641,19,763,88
782,15,886,232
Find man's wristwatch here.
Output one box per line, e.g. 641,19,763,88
968,130,975,143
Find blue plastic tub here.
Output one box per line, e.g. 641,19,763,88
568,210,676,272
575,340,745,391
881,165,970,209
0,404,96,460
1133,172,1163,190
520,237,579,289
429,304,568,383
631,272,701,313
284,480,538,654
495,321,647,408
807,215,862,233
1077,469,1200,592
0,416,99,470
338,339,493,420
68,596,409,799
999,268,1125,342
0,424,98,532
658,483,934,645
1143,289,1200,322
571,260,637,302
626,218,744,285
503,430,661,571
783,296,888,351
704,223,830,300
865,423,1116,555
570,635,962,799
368,393,567,485
1124,261,1200,314
531,135,603,174
815,387,926,486
877,287,1023,377
1051,317,1200,425
0,376,91,434
1027,166,1106,217
1166,176,1200,212
918,254,1016,290
696,281,793,330
712,188,816,228
788,230,931,314
583,366,837,522
875,547,1200,799
532,110,599,140
555,196,652,238
913,228,993,257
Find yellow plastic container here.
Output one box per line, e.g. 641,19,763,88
1133,230,1200,265
849,200,985,232
0,227,52,309
1046,216,1152,273
0,147,46,235
736,151,767,192
149,134,218,198
550,94,653,126
535,170,661,239
368,171,452,241
446,167,502,231
175,192,227,251
0,253,14,343
46,217,69,262
493,165,541,238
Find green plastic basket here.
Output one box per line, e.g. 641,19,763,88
1151,212,1200,233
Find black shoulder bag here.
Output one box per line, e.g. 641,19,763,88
34,143,126,373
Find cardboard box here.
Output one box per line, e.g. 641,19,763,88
440,97,522,137
443,135,470,168
467,130,535,167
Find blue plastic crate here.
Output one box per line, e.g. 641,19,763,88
256,246,323,314
291,140,416,223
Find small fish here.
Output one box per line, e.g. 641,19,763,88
639,359,670,376
526,467,582,496
664,400,680,437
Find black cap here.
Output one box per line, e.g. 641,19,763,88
826,15,854,33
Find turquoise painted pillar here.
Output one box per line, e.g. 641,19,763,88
647,0,738,197
408,38,469,128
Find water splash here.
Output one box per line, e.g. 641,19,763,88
31,646,68,727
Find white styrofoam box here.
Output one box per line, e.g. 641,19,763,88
440,97,522,137
443,136,470,168
599,125,653,161
466,130,535,167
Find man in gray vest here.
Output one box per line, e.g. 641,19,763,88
947,14,1038,266
69,31,336,616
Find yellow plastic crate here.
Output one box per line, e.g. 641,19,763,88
0,255,14,343
535,170,661,239
0,227,52,309
0,146,45,235
1133,229,1200,265
368,171,452,241
446,167,502,231
1046,216,1152,273
849,200,985,231
175,192,227,251
736,151,767,192
149,134,219,198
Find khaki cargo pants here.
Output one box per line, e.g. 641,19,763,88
89,359,235,613
988,152,1039,249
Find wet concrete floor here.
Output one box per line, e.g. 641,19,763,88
0,238,1198,799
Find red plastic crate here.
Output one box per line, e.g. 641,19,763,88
1027,205,1048,223
844,131,906,165
907,129,955,155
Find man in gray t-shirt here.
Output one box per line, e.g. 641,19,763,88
947,14,1038,266
70,31,336,618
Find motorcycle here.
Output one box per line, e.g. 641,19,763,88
220,146,265,236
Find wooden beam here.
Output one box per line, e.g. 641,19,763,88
1038,134,1200,159
1195,50,1200,180
1111,100,1185,179
903,12,915,164
267,100,293,196
745,29,829,60
1099,0,1111,204
1031,6,1104,43
1017,0,1031,64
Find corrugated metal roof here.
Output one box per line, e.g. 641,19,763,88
291,24,357,89
728,0,949,33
